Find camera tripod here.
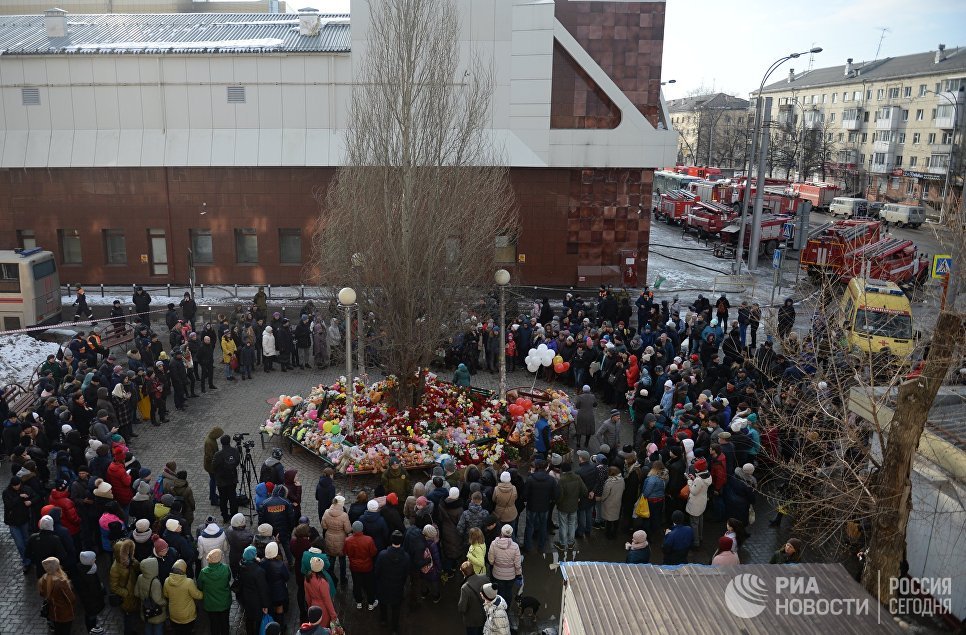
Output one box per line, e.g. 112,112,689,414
235,435,259,525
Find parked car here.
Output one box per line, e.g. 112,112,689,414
880,203,925,229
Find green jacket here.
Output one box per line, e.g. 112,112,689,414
556,472,589,514
196,562,232,612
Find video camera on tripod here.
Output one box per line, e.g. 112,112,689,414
233,432,256,450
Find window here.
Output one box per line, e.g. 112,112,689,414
21,87,40,106
931,154,949,168
58,229,82,265
876,88,884,100
863,111,870,122
495,236,516,264
235,228,258,264
919,84,927,97
16,229,36,250
278,229,302,264
826,132,833,142
843,92,851,102
909,156,917,167
901,109,909,122
822,94,828,103
927,133,936,144
912,133,920,144
855,91,863,101
903,87,911,98
861,133,868,143
895,156,903,167
226,86,246,104
924,156,930,168
148,228,168,276
937,104,955,119
103,229,126,265
898,132,906,144
190,229,213,264
829,112,836,122
871,132,877,143
940,77,966,92
866,89,872,100
0,263,19,293
888,87,900,99
942,131,953,144
906,180,916,196
848,131,859,143
838,133,844,142
915,109,924,121
931,108,936,120
832,93,837,104
859,153,865,163
737,116,744,125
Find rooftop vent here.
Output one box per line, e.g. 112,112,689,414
298,7,321,37
844,58,853,77
935,44,946,64
44,7,67,38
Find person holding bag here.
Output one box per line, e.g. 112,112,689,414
37,557,78,635
221,333,237,382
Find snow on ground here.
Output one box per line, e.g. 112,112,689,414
0,334,60,387
61,285,335,307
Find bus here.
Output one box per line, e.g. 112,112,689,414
652,170,702,209
0,248,62,332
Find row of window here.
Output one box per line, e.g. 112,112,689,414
670,115,746,126
778,77,965,106
844,130,953,145
16,228,305,270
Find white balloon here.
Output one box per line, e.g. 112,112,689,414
527,362,540,373
540,356,553,367
528,348,538,358
537,343,549,353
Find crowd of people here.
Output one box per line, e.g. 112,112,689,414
2,283,816,635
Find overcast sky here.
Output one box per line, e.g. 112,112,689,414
660,0,966,100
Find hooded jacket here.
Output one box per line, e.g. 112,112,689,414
225,524,254,575
163,475,196,528
685,471,712,517
321,503,352,556
106,459,133,507
483,595,512,635
237,559,270,616
359,509,389,551
47,488,81,535
262,326,278,357
556,471,589,514
196,522,227,564
196,560,232,612
203,427,224,475
343,532,377,573
487,535,522,582
134,557,169,625
458,574,488,629
37,560,78,624
491,482,518,523
163,565,204,624
259,458,285,486
109,539,141,613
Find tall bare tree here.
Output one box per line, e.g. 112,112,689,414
310,0,518,407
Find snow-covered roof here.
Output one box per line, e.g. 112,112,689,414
0,12,350,55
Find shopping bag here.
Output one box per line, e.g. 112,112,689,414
748,507,756,526
259,613,275,635
137,395,151,420
633,495,650,519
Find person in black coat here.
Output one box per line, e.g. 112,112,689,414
169,351,189,411
376,532,411,633
132,287,152,326
360,501,390,552
179,293,198,331
238,546,271,635
777,298,796,340
25,515,68,579
314,470,336,523
76,550,106,632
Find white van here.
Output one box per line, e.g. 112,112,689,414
829,197,869,219
880,203,925,228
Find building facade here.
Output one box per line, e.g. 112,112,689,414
758,45,966,214
0,0,676,287
0,1,288,14
666,92,750,171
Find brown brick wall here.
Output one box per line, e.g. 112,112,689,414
0,166,651,288
550,40,622,129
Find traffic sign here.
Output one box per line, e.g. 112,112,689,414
782,222,795,240
773,248,783,270
931,254,952,279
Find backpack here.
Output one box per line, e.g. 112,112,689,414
151,475,165,503
420,546,434,574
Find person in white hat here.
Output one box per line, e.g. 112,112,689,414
480,582,511,634
197,548,231,635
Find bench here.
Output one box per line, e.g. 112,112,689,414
1,384,37,417
99,324,136,353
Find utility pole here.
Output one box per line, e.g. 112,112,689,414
749,97,774,269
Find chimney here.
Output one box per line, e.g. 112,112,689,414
788,68,795,83
44,8,67,38
844,58,853,77
298,7,321,37
935,43,946,64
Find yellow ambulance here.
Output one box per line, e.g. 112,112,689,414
839,277,914,358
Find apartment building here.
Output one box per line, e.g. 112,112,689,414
0,1,287,14
758,44,965,213
667,92,750,170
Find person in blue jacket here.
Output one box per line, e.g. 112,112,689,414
662,510,694,565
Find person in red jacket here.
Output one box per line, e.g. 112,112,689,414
47,484,82,536
106,446,133,507
709,444,728,521
344,521,378,610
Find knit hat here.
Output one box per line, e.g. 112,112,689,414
242,546,257,562
309,557,324,573
333,494,346,506
265,482,275,494
94,481,113,498
599,444,610,454
135,518,151,533
447,487,460,501
165,518,181,533
352,521,364,533
718,536,734,551
231,513,246,528
742,463,755,475
60,424,72,435
39,515,54,531
207,548,223,564
416,496,429,509
79,550,96,566
550,453,563,466
391,530,404,545
386,492,398,506
265,541,279,560
627,530,648,550
718,431,732,440
694,458,708,472
307,605,324,623
481,583,498,600
257,523,273,537
153,537,169,557
501,524,513,537
500,471,512,483
298,516,310,525
160,494,174,506
172,559,187,575
422,525,438,539
747,413,758,423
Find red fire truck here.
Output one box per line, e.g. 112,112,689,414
800,220,882,277
787,182,839,211
715,213,793,258
670,165,723,180
655,190,699,225
843,238,929,285
684,200,738,237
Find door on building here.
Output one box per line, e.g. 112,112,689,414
148,228,169,276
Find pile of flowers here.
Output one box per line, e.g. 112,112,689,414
261,374,511,473
504,388,577,447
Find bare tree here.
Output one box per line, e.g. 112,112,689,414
309,0,518,407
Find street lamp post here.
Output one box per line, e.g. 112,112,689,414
495,269,510,398
735,47,822,275
338,286,357,438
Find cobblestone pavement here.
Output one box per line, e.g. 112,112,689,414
1,356,791,634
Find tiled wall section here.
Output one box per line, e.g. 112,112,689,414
554,1,666,127
550,40,622,130
0,166,651,287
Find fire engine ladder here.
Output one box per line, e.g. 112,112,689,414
852,238,913,259
836,222,873,242
808,221,834,238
